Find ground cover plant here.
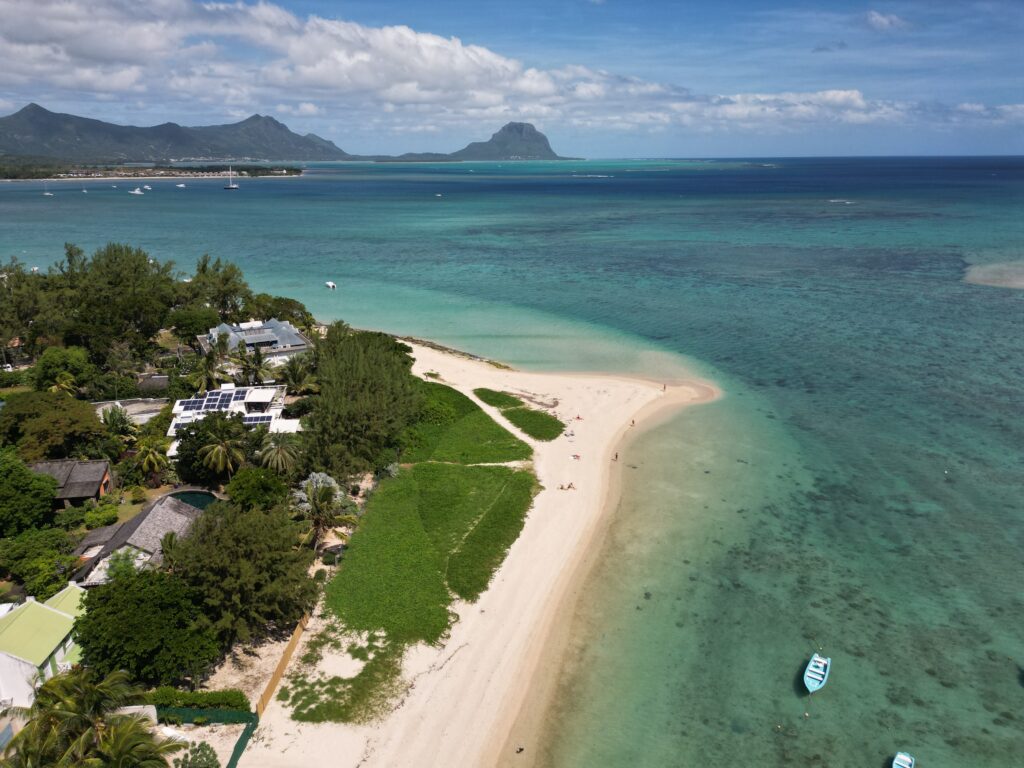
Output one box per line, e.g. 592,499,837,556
402,382,531,464
501,407,565,441
283,386,538,724
472,387,565,441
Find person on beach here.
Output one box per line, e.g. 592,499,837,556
567,482,576,490
613,452,619,461
631,419,635,427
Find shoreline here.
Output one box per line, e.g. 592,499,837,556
242,340,720,767
1,173,303,183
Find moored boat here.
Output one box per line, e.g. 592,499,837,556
893,752,915,768
803,653,830,693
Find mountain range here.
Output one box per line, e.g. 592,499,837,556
0,104,569,162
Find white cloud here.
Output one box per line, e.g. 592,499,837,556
0,0,1018,143
865,10,909,31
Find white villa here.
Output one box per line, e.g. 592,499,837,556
198,318,310,366
166,383,301,456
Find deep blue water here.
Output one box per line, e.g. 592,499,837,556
2,157,1022,766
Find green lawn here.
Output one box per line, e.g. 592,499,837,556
401,382,531,464
472,387,523,409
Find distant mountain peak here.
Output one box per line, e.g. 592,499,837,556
0,104,351,161
449,121,565,160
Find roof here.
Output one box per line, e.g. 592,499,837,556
72,523,123,556
29,459,110,499
0,591,83,666
73,495,202,583
43,584,86,616
203,317,310,355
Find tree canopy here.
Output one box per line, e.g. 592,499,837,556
0,447,58,537
0,390,109,461
174,503,316,647
76,569,220,687
305,324,422,478
224,466,289,511
0,525,74,599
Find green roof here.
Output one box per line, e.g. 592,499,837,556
43,585,86,616
0,602,74,667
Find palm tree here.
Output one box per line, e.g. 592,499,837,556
3,668,183,767
280,354,318,396
135,439,169,487
102,405,138,450
90,715,184,767
258,432,299,476
197,427,245,479
48,370,77,396
187,349,229,394
298,478,343,549
159,531,179,572
231,343,272,387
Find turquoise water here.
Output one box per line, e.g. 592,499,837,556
168,490,218,510
2,158,1022,766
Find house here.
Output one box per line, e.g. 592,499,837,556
72,495,202,587
29,460,112,508
197,317,310,366
0,585,86,709
166,383,301,456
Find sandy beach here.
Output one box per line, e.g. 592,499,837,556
242,341,719,767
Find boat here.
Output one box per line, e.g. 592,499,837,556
175,183,186,188
128,187,144,195
142,184,152,190
43,181,53,197
893,752,915,768
803,653,830,693
325,281,337,290
224,166,239,190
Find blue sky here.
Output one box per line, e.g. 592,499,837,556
1,0,1021,156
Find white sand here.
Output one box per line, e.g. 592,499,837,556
242,342,719,767
964,260,1024,290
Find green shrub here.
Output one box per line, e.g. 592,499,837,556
53,507,86,530
145,687,251,711
129,485,148,504
192,716,208,726
472,388,523,409
501,407,564,441
174,741,221,768
84,504,119,529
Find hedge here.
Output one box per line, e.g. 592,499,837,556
146,687,251,711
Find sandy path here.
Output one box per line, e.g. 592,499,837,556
242,343,718,767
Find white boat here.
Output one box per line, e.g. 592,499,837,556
224,166,239,190
893,752,915,768
143,184,152,190
43,181,54,196
175,183,186,188
128,187,145,195
325,281,337,290
803,653,830,693
81,188,87,193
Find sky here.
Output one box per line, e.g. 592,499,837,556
0,0,1022,157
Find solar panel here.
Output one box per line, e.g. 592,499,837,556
233,388,249,401
243,415,273,425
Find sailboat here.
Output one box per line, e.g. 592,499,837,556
43,181,54,197
224,166,240,190
142,184,152,190
175,183,186,188
128,187,144,195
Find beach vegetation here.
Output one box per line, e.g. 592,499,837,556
145,687,250,711
258,431,301,477
501,407,565,441
401,382,531,464
75,569,220,687
304,324,422,477
472,387,523,409
173,741,221,768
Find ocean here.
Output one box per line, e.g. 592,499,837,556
2,157,1022,766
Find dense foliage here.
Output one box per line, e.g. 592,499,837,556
173,741,222,768
173,412,249,487
501,407,565,441
0,526,75,600
0,390,109,460
224,466,289,511
0,447,58,536
76,569,220,687
471,387,523,409
2,668,183,767
305,324,422,477
145,687,250,711
175,503,317,647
